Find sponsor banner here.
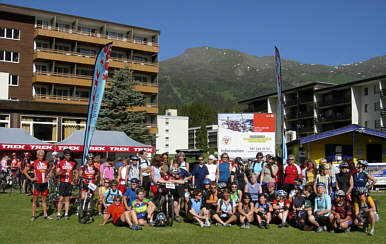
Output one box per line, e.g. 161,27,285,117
218,113,275,159
0,144,55,151
0,144,154,153
367,163,386,185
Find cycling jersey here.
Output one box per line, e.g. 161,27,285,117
11,158,19,169
255,202,271,214
58,160,76,183
218,162,230,182
353,171,368,189
104,189,123,207
80,164,97,184
332,201,352,220
315,174,332,195
132,198,150,218
354,196,375,213
273,199,290,209
27,160,50,184
314,194,331,216
107,203,126,224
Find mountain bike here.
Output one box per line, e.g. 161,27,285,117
78,179,97,224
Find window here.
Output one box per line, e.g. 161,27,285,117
110,51,125,59
77,69,93,77
107,31,124,40
77,48,96,55
0,114,10,128
78,26,91,34
0,27,20,40
54,66,70,74
34,85,48,95
57,23,70,31
21,116,58,142
37,20,49,27
8,74,19,86
55,44,70,52
364,87,368,96
365,104,368,112
62,118,86,139
134,76,148,82
35,64,48,72
374,85,379,94
365,121,368,127
374,102,380,111
75,90,89,98
375,119,380,129
133,56,148,62
165,129,169,133
165,144,169,148
0,50,19,63
54,87,70,97
36,41,49,49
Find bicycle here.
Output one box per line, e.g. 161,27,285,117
46,177,59,209
154,183,176,226
0,171,7,193
8,170,19,195
78,179,97,224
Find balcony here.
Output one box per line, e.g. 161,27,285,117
33,72,158,93
34,25,159,53
316,113,351,124
33,48,159,73
318,97,351,108
299,96,313,104
298,111,314,119
33,94,89,105
126,103,158,114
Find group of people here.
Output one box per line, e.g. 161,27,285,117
1,150,379,236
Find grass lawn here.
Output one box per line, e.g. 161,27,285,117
0,192,385,244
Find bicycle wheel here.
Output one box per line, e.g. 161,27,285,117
166,195,174,226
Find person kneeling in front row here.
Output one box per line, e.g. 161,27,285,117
100,195,140,230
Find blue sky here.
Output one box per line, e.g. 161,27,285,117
2,0,386,65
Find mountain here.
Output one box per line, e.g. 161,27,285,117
159,47,386,110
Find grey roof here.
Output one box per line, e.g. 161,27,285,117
0,127,49,144
56,130,151,147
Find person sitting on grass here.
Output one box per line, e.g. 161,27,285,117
123,178,140,210
244,173,261,205
291,184,305,225
329,190,352,233
206,182,220,216
266,182,277,203
255,193,272,229
188,188,211,228
212,188,237,227
273,190,290,227
238,193,254,229
100,195,139,230
103,180,122,211
131,188,156,226
308,182,331,233
230,181,243,204
353,187,377,236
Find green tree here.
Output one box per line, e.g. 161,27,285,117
96,66,151,143
198,120,208,153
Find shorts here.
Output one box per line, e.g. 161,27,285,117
33,183,48,196
142,176,151,191
114,216,128,227
176,184,185,199
313,213,329,226
220,214,232,222
59,182,73,197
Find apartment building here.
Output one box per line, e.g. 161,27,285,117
156,109,188,154
0,3,159,143
238,75,386,141
188,125,218,152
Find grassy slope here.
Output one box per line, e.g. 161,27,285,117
0,192,385,244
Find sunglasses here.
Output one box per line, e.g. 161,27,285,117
288,159,295,161
111,185,117,187
196,194,202,197
222,157,229,159
104,181,109,184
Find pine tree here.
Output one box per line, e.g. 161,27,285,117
96,66,151,143
198,120,208,153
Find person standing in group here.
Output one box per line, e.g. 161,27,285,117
192,155,209,188
230,157,248,192
260,156,278,193
206,155,218,183
314,160,332,196
100,158,115,185
118,159,129,195
217,153,232,184
127,155,141,186
244,173,261,205
176,152,189,172
23,150,53,221
249,152,264,179
139,150,151,198
150,155,163,195
283,155,302,193
353,160,376,194
78,153,99,203
335,161,354,199
161,153,170,176
56,149,77,220
302,159,317,187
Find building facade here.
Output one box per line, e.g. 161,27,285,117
239,75,386,142
0,3,159,143
156,109,188,154
188,125,218,152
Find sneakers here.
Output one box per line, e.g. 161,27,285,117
56,215,61,220
148,221,155,226
330,229,335,233
205,221,211,228
215,223,222,226
368,229,374,236
199,221,205,228
284,222,289,227
345,227,351,233
316,226,324,233
44,216,53,220
64,215,69,220
265,223,270,229
131,225,137,231
278,223,284,228
245,223,250,229
223,224,231,227
175,216,181,223
30,216,35,222
323,225,327,231
258,223,264,229
240,224,246,229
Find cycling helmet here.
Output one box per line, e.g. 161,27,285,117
86,153,94,159
52,151,59,156
356,187,368,195
130,155,139,161
130,178,140,184
357,160,368,167
234,157,244,165
63,149,72,155
316,182,326,188
12,152,16,156
202,178,211,185
277,190,287,197
339,161,349,168
218,182,228,189
171,167,180,175
335,190,346,198
319,163,329,170
155,212,167,226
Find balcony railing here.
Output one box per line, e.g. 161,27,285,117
35,25,159,47
33,94,89,103
318,97,351,107
298,111,314,118
34,48,158,67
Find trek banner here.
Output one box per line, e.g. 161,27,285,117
82,43,113,165
218,113,275,159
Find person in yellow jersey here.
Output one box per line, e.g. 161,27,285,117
353,187,378,236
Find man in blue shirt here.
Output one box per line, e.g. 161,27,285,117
188,188,210,228
308,182,331,233
192,155,209,188
123,178,139,209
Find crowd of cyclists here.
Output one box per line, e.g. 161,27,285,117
0,149,380,236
